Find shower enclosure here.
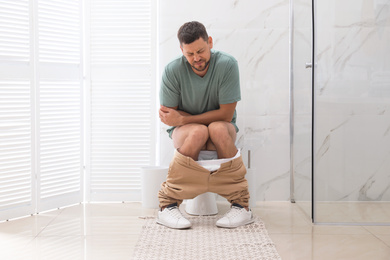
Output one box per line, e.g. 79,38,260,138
292,0,390,224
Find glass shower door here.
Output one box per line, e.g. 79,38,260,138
313,0,390,224
291,0,313,220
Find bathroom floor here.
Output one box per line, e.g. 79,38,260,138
1,201,390,260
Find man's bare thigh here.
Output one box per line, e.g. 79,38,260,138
172,122,236,150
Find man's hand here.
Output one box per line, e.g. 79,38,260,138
159,106,186,126
159,102,237,127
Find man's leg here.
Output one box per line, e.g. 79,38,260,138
172,121,237,159
208,155,250,207
159,123,209,208
158,150,210,209
207,122,251,208
208,121,237,159
207,122,253,227
157,150,210,229
209,156,254,228
172,123,209,160
158,121,246,229
157,124,209,229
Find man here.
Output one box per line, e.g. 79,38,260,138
157,21,253,229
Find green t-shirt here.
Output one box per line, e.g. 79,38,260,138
160,50,241,137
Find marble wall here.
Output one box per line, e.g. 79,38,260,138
293,0,390,209
158,0,291,201
314,0,390,202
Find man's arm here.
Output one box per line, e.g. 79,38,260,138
159,102,237,127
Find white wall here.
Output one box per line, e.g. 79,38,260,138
293,0,390,204
313,0,390,202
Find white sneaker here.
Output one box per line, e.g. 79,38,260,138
216,205,254,228
157,205,192,229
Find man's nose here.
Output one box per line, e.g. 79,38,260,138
194,53,200,61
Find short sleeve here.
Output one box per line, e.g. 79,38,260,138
159,66,180,107
219,59,241,104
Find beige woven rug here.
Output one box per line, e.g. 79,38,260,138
132,214,282,260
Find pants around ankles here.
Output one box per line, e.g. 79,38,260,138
158,150,250,208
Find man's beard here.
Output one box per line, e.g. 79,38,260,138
191,59,210,72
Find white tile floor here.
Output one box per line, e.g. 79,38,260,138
1,201,390,260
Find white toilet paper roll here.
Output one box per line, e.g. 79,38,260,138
141,166,168,209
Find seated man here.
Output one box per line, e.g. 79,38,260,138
157,21,253,229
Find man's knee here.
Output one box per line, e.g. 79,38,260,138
176,124,210,147
208,122,235,141
184,124,209,146
173,124,209,146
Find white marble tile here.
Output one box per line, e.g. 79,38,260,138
312,0,390,208
364,225,390,235
85,235,139,260
314,202,358,223
0,235,36,260
292,115,312,202
39,203,157,237
159,0,289,31
376,235,390,247
270,233,390,260
254,202,313,234
243,115,290,200
314,202,390,224
24,236,86,260
314,110,390,202
0,211,61,237
3,202,390,260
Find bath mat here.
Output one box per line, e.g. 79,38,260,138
132,214,281,260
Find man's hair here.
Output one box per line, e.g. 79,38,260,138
177,21,208,45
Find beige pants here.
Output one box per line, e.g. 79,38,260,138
158,150,250,208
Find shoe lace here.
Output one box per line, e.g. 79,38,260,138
224,206,243,219
168,206,184,219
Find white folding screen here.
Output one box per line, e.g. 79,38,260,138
0,0,83,221
35,0,83,212
0,0,36,221
86,0,156,201
0,0,155,221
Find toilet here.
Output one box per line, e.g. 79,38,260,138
185,150,241,216
185,192,218,216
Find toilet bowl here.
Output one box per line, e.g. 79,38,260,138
185,192,218,216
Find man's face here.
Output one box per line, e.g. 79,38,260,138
180,36,213,76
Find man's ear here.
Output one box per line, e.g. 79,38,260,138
208,36,213,49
